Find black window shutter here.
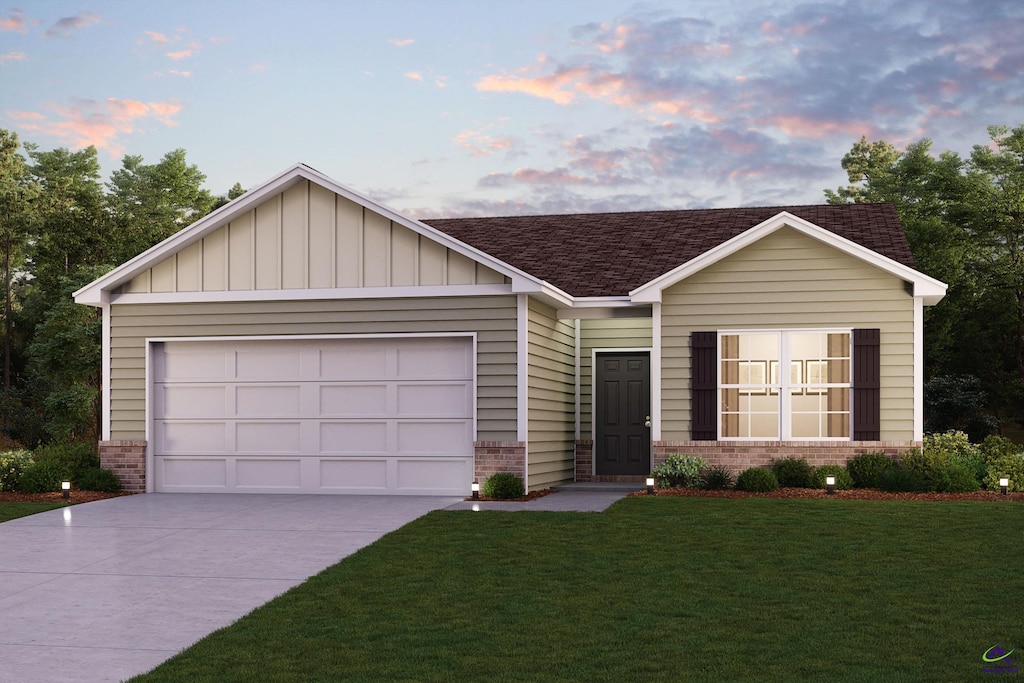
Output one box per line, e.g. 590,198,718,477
691,331,717,440
852,328,880,440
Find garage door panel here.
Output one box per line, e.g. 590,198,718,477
319,459,388,489
236,385,302,417
396,383,473,417
396,421,473,453
154,337,474,494
157,386,227,417
158,421,227,453
319,421,389,454
235,422,302,452
319,345,388,379
236,459,302,488
319,384,388,416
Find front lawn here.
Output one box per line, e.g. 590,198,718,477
132,498,1023,682
0,502,67,523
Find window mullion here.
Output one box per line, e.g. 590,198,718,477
780,331,790,440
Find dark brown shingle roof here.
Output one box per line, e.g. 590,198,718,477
424,203,912,297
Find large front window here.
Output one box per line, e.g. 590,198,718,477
720,330,851,439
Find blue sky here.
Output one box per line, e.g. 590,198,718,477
1,0,1021,217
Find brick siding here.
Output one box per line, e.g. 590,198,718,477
99,440,147,493
474,441,526,484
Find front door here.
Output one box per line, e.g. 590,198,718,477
595,352,651,475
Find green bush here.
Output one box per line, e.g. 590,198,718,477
770,457,813,487
76,467,123,493
931,462,980,493
983,453,1024,492
899,447,983,492
735,467,779,493
18,459,71,493
810,465,853,490
652,454,707,488
0,450,34,492
877,466,928,492
700,465,735,490
924,431,985,486
846,452,897,488
32,441,99,480
482,472,525,499
980,435,1020,463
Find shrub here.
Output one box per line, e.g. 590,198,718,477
931,462,980,493
770,457,813,488
809,465,853,490
0,450,34,492
735,467,779,493
925,431,985,485
983,452,1024,493
701,465,735,490
32,441,99,480
76,467,123,493
481,472,525,499
980,435,1020,463
877,467,928,492
900,446,983,492
18,459,71,493
846,452,897,488
652,454,707,488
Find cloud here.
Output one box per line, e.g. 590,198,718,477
166,49,192,60
454,130,519,157
0,9,27,32
44,12,101,38
404,71,423,81
390,38,415,47
476,60,590,105
10,97,182,156
140,30,171,45
0,51,26,65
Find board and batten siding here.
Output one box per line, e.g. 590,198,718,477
661,227,915,441
526,298,576,489
579,318,653,437
108,296,518,442
121,180,508,294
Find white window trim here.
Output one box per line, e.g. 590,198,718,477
717,328,853,441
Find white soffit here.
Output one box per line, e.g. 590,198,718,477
629,211,947,305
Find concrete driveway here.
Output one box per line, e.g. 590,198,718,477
0,493,459,683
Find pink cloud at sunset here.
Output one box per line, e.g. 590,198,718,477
1,51,26,64
0,9,27,32
454,130,516,157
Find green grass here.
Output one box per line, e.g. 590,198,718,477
0,502,66,523
132,498,1023,682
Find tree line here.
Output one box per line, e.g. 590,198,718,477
1,124,1021,450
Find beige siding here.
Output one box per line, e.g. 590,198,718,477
108,295,518,443
579,318,653,437
526,298,576,490
661,227,915,441
120,181,509,294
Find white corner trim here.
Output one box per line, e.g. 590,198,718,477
574,319,581,442
101,303,111,440
629,211,948,304
651,303,662,442
913,296,925,441
516,294,529,444
108,283,513,305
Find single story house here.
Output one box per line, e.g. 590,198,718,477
74,163,947,495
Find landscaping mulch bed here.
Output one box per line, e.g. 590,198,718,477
0,490,135,504
630,486,1024,501
464,488,556,502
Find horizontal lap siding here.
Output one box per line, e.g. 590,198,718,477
527,299,576,490
579,318,653,437
661,227,914,441
108,296,517,441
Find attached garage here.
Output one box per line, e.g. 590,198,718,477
152,336,475,495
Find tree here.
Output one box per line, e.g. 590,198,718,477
213,181,246,210
826,125,1024,433
107,148,215,263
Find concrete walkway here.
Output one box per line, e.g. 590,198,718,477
0,493,459,683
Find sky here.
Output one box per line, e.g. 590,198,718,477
1,0,1021,218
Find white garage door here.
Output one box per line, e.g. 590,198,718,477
152,336,474,495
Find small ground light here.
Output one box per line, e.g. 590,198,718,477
826,475,836,496
471,481,480,500
61,480,71,500
999,477,1009,496
646,476,655,496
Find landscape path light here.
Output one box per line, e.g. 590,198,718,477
61,480,71,500
471,481,480,501
826,475,836,496
646,476,655,496
999,477,1009,496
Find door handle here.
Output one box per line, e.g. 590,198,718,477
644,415,652,428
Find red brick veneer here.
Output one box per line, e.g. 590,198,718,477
474,441,526,483
652,440,916,474
99,440,147,493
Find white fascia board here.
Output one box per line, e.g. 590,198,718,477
629,211,948,305
557,298,651,320
75,163,550,307
109,283,513,305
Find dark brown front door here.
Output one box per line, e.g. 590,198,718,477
595,352,651,475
